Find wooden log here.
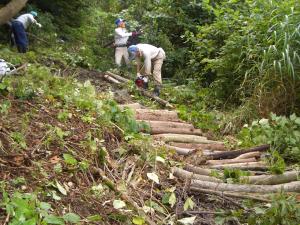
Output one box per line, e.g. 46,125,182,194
191,180,300,193
169,142,227,151
241,171,300,185
119,103,144,110
165,145,197,156
138,120,194,129
190,187,270,202
139,89,173,108
172,167,222,183
151,127,202,135
207,158,257,166
134,109,180,122
153,134,222,144
209,162,267,171
235,151,261,160
106,71,130,83
184,164,214,176
208,144,270,160
0,0,28,25
104,74,121,84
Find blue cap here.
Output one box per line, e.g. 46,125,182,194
115,18,125,26
30,11,38,17
128,45,138,60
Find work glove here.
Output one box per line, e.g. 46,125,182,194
36,23,42,28
132,31,142,37
136,73,142,78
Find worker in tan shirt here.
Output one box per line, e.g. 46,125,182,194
128,44,166,96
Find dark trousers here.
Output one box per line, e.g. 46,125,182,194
11,21,28,53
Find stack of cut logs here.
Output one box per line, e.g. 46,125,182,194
111,70,300,197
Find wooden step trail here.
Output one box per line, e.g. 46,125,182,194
110,72,300,196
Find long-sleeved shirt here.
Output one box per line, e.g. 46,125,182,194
114,27,132,46
136,44,166,75
16,14,37,29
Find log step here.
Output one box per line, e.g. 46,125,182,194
138,120,202,135
134,109,180,122
169,142,226,151
153,133,223,144
119,103,145,110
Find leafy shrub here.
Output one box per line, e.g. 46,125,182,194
238,113,300,163
247,193,300,225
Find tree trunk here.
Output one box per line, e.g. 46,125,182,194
241,171,300,185
0,0,28,25
206,158,257,166
134,109,180,121
207,145,270,160
169,142,226,151
191,180,300,193
172,167,222,183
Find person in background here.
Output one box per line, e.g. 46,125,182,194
128,44,166,96
11,11,42,53
114,18,140,67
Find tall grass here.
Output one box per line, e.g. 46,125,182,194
187,0,300,130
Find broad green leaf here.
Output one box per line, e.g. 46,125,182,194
63,213,80,223
51,191,61,201
87,214,102,222
40,202,52,211
169,192,176,208
132,216,145,225
156,156,165,163
113,200,126,209
43,215,65,224
184,197,195,211
56,181,67,195
63,154,78,166
178,216,196,224
147,172,160,184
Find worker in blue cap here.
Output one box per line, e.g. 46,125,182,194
11,11,42,53
114,18,141,67
128,44,166,96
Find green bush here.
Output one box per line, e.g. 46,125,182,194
238,113,300,163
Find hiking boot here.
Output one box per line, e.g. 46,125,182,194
153,85,161,96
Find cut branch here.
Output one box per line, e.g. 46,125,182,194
184,164,213,176
190,187,270,202
207,144,270,160
209,162,267,171
235,151,261,159
191,180,300,193
165,145,196,155
172,167,222,183
104,74,121,84
241,171,300,185
206,158,257,166
105,71,130,83
139,89,173,108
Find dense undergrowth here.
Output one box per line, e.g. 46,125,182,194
1,0,300,224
